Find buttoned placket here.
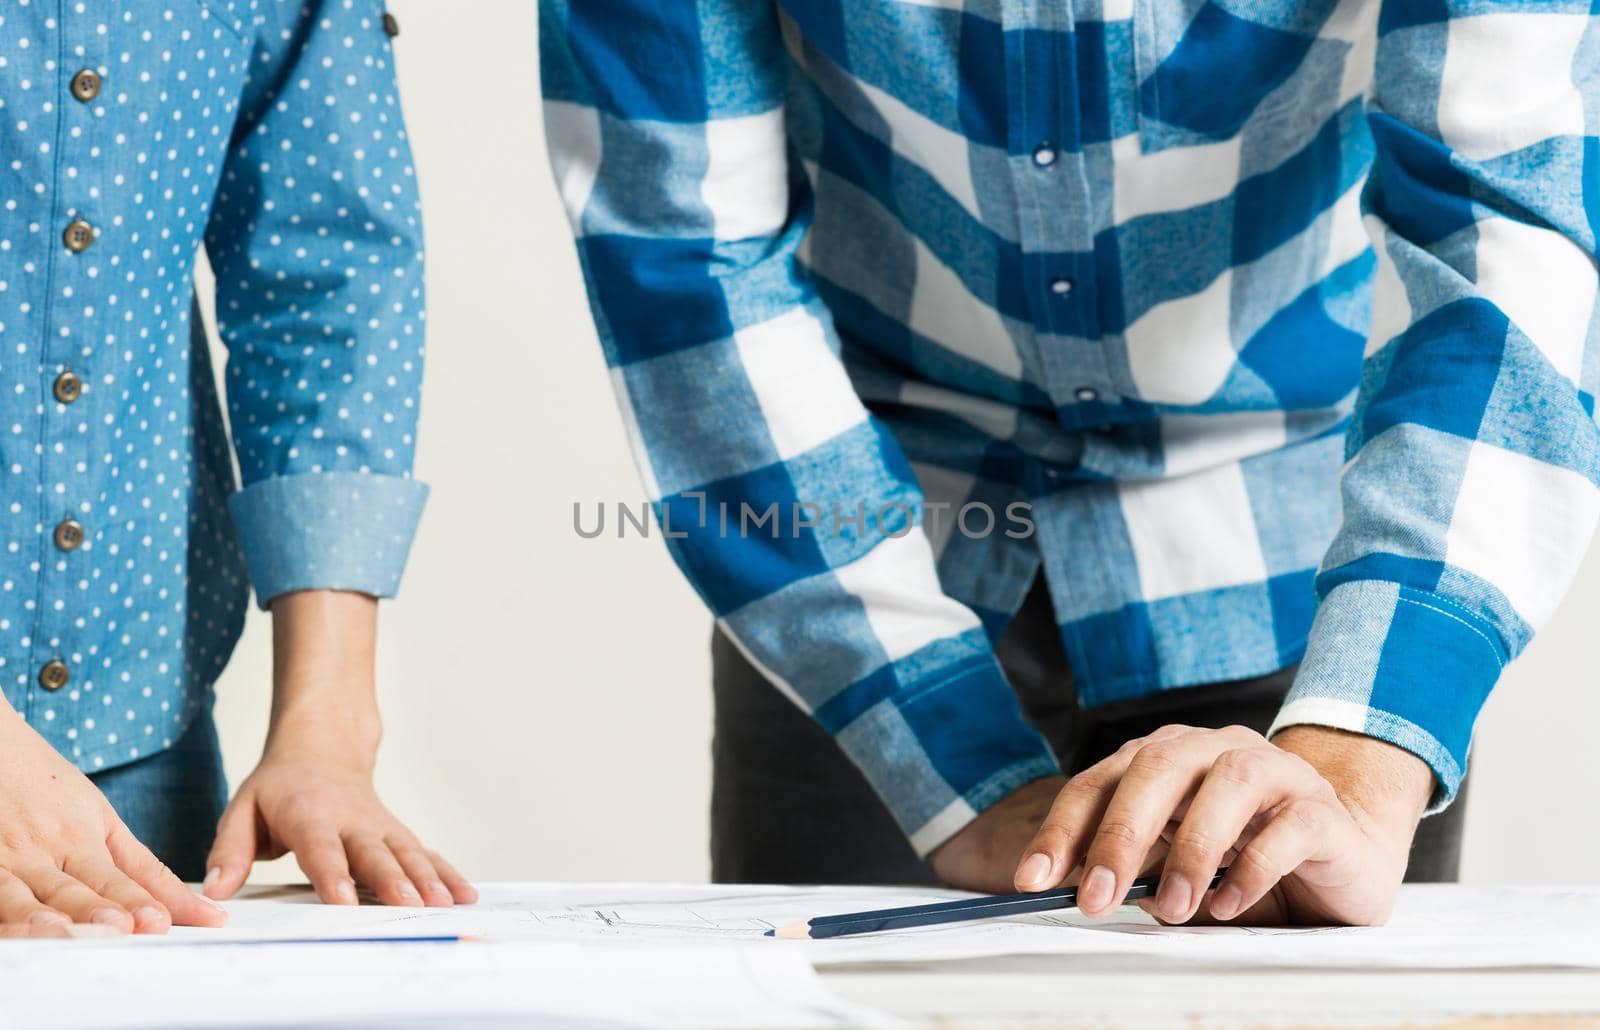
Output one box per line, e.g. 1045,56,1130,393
1006,1,1112,436
30,11,105,734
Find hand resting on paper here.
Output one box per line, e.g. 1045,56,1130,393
0,704,227,935
202,590,476,911
931,723,1433,926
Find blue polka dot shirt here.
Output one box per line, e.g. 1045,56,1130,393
0,0,428,774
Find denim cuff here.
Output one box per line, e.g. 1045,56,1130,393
228,472,429,608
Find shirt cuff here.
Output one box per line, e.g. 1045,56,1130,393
228,472,430,608
829,656,1061,857
1268,579,1507,814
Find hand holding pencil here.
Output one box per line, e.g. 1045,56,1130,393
925,725,1431,929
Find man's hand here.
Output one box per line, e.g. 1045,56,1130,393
0,705,227,934
930,776,1067,894
1010,724,1433,926
202,590,476,909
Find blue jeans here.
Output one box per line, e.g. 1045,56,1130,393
89,706,228,882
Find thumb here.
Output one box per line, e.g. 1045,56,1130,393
204,792,260,900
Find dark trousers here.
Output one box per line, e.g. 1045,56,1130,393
711,577,1466,886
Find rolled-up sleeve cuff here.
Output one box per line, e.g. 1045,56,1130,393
829,657,1060,857
228,472,429,608
1268,579,1506,814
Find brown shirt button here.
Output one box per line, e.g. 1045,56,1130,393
70,69,102,103
38,660,70,692
382,11,399,36
53,518,85,553
53,370,83,404
63,219,94,253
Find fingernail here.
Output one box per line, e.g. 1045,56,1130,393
199,894,226,913
333,881,358,905
90,908,127,927
1156,875,1192,921
202,867,220,889
66,924,125,939
1079,866,1116,913
133,906,166,929
396,882,421,903
1211,884,1244,921
28,911,68,928
1016,852,1054,890
424,882,448,903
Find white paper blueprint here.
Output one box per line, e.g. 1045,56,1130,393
147,882,1600,970
2,883,1593,1030
0,937,896,1030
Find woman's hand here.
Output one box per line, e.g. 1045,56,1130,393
201,590,476,909
201,726,476,908
0,705,227,934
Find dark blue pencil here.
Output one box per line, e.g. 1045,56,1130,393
768,869,1227,940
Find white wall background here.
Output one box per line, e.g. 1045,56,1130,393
207,0,1599,887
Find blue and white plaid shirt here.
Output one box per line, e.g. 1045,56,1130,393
541,0,1600,853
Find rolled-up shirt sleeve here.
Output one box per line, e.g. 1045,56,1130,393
203,0,429,606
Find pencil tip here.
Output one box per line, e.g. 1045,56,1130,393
762,929,774,937
773,921,812,940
